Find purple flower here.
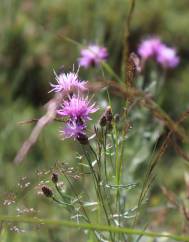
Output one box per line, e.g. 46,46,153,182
138,37,180,69
78,44,108,68
57,95,98,121
156,45,179,68
138,37,164,60
61,120,86,139
50,71,87,94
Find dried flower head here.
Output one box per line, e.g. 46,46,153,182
50,71,87,94
57,96,98,121
99,115,107,127
105,106,113,123
99,106,113,127
52,173,58,184
42,186,53,197
78,44,108,68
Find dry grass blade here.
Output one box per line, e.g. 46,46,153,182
89,80,189,142
13,93,64,164
134,109,189,224
127,52,140,86
124,0,136,86
161,186,189,227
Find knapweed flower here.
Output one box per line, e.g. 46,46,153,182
61,120,86,139
78,44,108,68
156,45,179,68
138,37,163,59
50,71,87,94
138,37,179,69
57,95,98,121
50,66,98,142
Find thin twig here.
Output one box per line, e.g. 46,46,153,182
13,93,64,164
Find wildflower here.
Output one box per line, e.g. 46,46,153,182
50,71,87,94
61,119,86,139
138,37,163,59
138,37,180,69
57,96,98,121
156,45,179,68
78,44,108,68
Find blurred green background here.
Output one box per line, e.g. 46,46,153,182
0,0,189,241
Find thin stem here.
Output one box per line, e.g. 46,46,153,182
51,196,70,207
89,144,101,183
61,170,103,242
61,171,89,223
55,184,72,205
102,127,108,183
81,145,114,241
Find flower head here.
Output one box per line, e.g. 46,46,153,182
50,71,87,94
78,44,108,68
57,95,98,121
138,37,179,69
61,120,86,139
138,37,163,59
156,45,179,68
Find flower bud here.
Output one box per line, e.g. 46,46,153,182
105,106,113,123
52,173,58,184
99,115,107,127
77,133,89,145
42,186,53,198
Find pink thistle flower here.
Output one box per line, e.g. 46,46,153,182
156,45,179,68
78,44,108,68
138,37,163,59
50,71,87,94
57,96,98,121
61,120,86,139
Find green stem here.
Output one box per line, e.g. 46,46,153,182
0,215,188,242
102,127,108,183
81,145,114,241
101,62,122,83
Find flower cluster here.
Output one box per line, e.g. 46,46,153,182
50,69,98,142
138,37,179,68
78,44,108,68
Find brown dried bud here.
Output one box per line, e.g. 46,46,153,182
52,173,58,184
99,115,107,127
42,186,53,198
105,106,113,123
127,52,141,86
77,133,89,145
